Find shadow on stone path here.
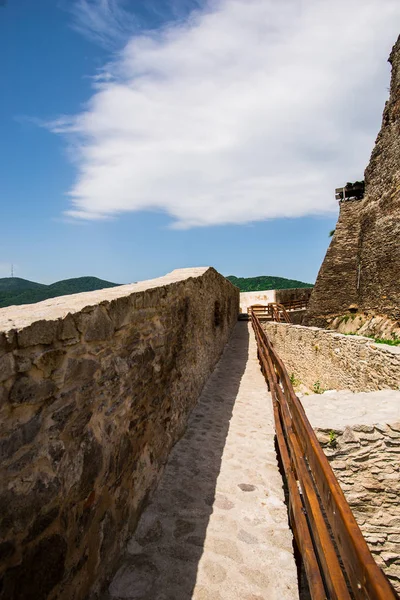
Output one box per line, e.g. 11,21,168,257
104,323,298,600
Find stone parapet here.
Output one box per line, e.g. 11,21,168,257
0,267,239,599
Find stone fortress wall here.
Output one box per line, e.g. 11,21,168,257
0,267,239,600
302,392,400,592
262,321,400,392
306,35,400,328
318,423,400,592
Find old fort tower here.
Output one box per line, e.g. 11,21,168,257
306,35,400,327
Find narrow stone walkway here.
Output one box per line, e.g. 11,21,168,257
106,322,299,600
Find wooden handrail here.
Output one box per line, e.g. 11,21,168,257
267,302,292,323
250,309,398,600
279,298,310,311
247,300,309,321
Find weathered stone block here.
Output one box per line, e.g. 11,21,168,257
0,353,15,383
0,332,8,353
80,307,114,342
14,354,32,373
108,296,135,330
64,357,99,387
34,348,66,377
51,396,77,430
342,427,358,444
9,376,56,405
17,320,58,348
59,314,79,341
0,412,42,461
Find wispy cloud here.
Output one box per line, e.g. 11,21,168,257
67,0,139,49
66,0,204,49
55,0,400,228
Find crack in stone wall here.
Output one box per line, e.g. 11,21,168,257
0,267,239,600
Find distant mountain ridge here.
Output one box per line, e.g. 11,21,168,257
0,276,120,308
0,273,312,309
227,275,313,292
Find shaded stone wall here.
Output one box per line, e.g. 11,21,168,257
305,201,361,325
262,321,400,392
357,35,400,321
275,287,313,305
287,309,307,325
0,267,239,600
316,424,400,592
306,36,400,326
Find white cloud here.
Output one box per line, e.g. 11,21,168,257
57,0,400,228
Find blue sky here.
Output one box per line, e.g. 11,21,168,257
1,1,399,285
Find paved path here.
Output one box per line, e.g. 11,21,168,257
301,389,400,429
105,322,299,600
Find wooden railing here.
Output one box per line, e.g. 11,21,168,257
250,308,398,600
247,303,293,323
267,302,292,323
247,300,309,321
247,304,270,318
279,298,309,311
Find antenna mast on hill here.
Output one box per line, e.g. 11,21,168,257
11,264,14,278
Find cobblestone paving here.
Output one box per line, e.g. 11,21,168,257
106,322,299,600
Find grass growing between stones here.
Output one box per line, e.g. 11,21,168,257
289,372,301,389
370,336,400,346
312,380,325,394
328,430,338,448
342,332,400,346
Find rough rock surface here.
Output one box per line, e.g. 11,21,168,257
106,322,299,600
306,36,400,327
326,312,400,341
0,267,239,600
262,321,400,392
303,391,400,592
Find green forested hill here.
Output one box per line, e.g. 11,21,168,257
227,275,313,292
0,274,312,308
0,276,120,308
0,277,45,293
